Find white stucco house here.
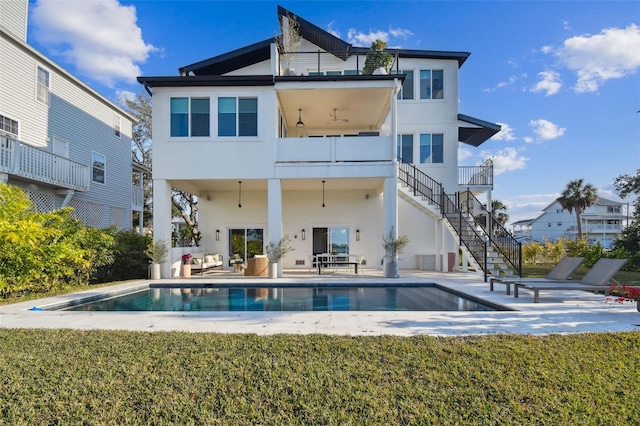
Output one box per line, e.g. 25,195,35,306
529,197,625,249
139,6,521,279
0,0,145,232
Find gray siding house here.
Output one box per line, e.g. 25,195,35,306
0,0,144,231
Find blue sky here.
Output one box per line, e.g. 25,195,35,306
26,0,640,225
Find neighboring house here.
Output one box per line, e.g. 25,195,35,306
529,197,624,249
139,6,513,278
510,218,533,244
0,0,144,232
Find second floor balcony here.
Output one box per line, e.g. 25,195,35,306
0,135,89,191
276,134,393,163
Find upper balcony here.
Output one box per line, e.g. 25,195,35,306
458,165,493,188
0,135,89,191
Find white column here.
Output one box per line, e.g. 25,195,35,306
267,178,283,276
153,179,172,278
383,175,398,266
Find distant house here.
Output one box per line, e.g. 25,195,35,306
529,197,624,249
138,6,521,278
0,0,145,232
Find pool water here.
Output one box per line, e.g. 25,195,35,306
63,284,508,312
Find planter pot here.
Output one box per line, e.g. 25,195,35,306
181,264,191,278
385,262,399,278
284,68,296,76
150,263,161,280
269,263,279,279
372,67,388,75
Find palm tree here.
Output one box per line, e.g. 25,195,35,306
557,179,598,240
491,200,509,226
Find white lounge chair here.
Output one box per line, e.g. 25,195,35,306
489,257,585,295
514,258,627,303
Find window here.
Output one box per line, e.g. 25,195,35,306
419,133,444,163
36,65,50,105
397,70,414,100
397,134,413,162
419,69,443,99
0,115,19,137
170,97,210,137
218,97,258,137
557,222,562,227
556,208,564,213
92,152,106,184
114,114,121,137
607,206,621,214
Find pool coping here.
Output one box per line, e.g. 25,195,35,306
1,271,639,336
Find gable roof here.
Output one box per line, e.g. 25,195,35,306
457,114,501,147
180,5,470,76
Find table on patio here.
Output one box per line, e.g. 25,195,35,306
315,254,361,275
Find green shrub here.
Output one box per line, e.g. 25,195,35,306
0,184,115,298
93,229,151,283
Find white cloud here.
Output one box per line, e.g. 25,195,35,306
347,28,388,47
529,119,566,141
327,21,340,38
389,27,413,39
556,24,640,93
530,71,562,96
115,90,136,107
458,147,473,162
31,0,156,87
481,147,528,175
491,122,516,141
541,45,553,54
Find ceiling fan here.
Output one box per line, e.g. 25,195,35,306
327,108,349,124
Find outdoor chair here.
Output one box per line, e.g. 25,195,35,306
513,258,627,303
489,256,585,295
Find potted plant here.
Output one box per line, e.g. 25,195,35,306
362,39,393,75
181,253,193,278
275,13,302,75
266,235,295,278
382,227,409,278
145,239,168,280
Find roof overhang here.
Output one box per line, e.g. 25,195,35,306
180,38,273,76
136,75,275,93
458,114,501,147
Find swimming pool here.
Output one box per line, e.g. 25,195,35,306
62,283,509,312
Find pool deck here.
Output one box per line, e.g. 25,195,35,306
1,269,638,336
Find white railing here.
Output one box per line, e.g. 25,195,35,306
567,224,623,233
276,135,392,163
0,135,89,191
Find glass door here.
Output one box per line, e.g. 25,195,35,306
312,227,350,265
229,228,264,266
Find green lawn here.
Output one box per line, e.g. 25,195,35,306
1,329,639,424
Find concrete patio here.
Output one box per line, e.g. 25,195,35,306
1,268,638,336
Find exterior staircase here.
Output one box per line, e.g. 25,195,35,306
397,158,521,281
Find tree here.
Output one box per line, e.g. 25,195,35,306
491,199,509,226
557,179,598,240
614,169,640,254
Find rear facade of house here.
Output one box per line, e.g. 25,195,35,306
139,6,521,279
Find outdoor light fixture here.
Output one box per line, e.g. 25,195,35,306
238,181,242,208
301,229,306,240
296,109,305,128
322,180,325,208
356,229,360,241
216,229,220,241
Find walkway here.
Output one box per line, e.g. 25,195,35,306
1,269,638,336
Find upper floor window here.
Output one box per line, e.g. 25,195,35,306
556,208,564,213
607,206,621,214
114,114,121,137
419,133,444,163
419,69,443,100
397,70,414,100
218,97,257,137
397,134,413,162
92,151,106,184
170,97,210,137
36,65,50,106
0,115,19,137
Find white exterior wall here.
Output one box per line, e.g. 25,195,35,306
0,0,28,41
0,25,135,230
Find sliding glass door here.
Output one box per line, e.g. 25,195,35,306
312,227,349,255
228,228,264,265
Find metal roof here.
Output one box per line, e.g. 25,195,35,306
458,114,501,147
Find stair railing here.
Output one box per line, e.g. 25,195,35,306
459,190,522,277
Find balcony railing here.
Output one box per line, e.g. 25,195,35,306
132,186,144,210
276,135,393,163
0,135,89,191
277,50,400,77
458,165,493,187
